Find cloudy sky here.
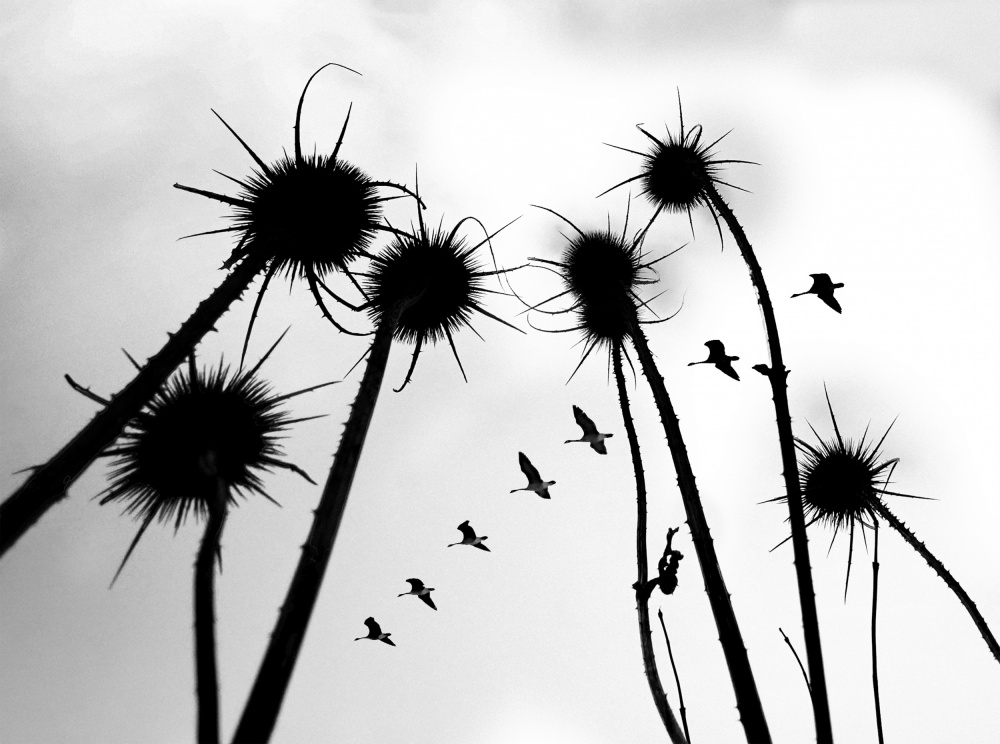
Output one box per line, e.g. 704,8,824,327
2,1,998,742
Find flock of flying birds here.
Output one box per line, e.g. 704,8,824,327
353,405,613,646
354,274,844,645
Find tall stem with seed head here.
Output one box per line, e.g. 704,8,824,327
232,303,407,744
1,253,270,558
613,342,688,744
705,182,833,743
628,319,770,744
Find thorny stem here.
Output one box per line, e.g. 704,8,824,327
0,253,270,558
628,321,770,744
659,608,691,744
705,183,832,743
873,500,1000,665
196,469,229,744
612,343,688,744
232,303,407,744
871,520,884,744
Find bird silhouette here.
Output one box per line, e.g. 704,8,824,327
447,520,490,551
354,617,395,646
791,273,844,313
688,340,740,381
511,452,556,498
398,578,437,610
565,405,613,455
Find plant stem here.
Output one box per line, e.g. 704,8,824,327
612,343,688,744
1,253,269,558
659,608,691,744
871,519,884,744
232,307,403,744
872,500,1000,664
196,464,229,744
628,322,770,744
706,183,832,743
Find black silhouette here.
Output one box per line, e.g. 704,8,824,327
398,578,437,610
791,273,844,314
688,340,740,381
565,405,614,455
354,617,395,646
447,520,490,551
510,452,556,498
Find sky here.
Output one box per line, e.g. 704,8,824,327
1,1,999,742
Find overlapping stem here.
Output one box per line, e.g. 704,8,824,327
612,343,687,744
232,303,407,744
628,321,770,744
704,182,832,743
872,501,1000,664
0,253,270,558
195,472,229,744
871,520,884,744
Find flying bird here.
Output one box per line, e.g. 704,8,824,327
511,452,556,498
447,520,490,551
354,617,395,646
565,405,613,455
791,273,844,313
398,578,437,610
688,340,740,381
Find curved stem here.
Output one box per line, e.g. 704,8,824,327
232,307,403,744
1,253,270,558
612,343,688,744
659,609,691,744
628,322,770,744
871,519,884,744
196,472,229,744
705,183,832,743
873,500,1000,664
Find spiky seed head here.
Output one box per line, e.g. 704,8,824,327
233,155,381,279
797,432,898,535
100,362,310,529
365,227,483,343
639,127,721,213
562,228,653,347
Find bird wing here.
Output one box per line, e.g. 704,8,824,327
458,522,476,540
419,593,437,610
720,363,741,381
590,440,608,455
573,405,597,435
406,578,424,591
820,292,842,313
705,339,724,355
519,452,541,482
364,617,380,634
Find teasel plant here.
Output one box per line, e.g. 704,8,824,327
231,201,523,743
523,203,767,743
87,334,331,744
600,94,832,742
785,389,1000,668
0,63,418,558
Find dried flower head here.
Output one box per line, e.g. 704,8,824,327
99,333,330,583
599,92,755,239
526,204,682,380
174,63,421,362
363,208,522,391
776,387,923,597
